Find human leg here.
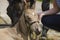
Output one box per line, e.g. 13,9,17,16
41,15,60,32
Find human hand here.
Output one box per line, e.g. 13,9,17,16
38,13,45,20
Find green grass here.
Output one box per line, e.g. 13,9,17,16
38,0,42,1
37,0,52,3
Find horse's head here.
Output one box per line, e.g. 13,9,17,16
7,0,27,25
24,9,42,35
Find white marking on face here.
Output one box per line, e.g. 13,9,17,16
32,12,35,16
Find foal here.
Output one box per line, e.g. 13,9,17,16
0,0,41,40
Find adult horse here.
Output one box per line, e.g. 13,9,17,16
0,0,41,40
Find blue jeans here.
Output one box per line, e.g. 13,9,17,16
41,14,60,32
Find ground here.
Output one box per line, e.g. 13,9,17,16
0,0,60,40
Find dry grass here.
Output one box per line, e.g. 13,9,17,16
0,19,5,24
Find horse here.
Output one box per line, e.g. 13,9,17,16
0,0,41,40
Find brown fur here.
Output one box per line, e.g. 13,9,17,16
0,0,41,40
0,9,41,40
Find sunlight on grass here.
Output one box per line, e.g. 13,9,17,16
0,19,5,24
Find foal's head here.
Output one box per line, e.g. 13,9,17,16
24,9,42,35
7,0,42,35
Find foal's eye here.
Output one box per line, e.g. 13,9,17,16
27,16,32,21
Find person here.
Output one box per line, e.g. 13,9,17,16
42,0,50,11
38,0,60,32
41,0,50,38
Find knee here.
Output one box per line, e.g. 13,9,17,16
41,16,52,26
41,16,47,26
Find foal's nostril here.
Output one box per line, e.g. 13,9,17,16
35,29,41,35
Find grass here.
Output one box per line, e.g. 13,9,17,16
37,0,52,3
38,0,42,1
0,19,5,24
